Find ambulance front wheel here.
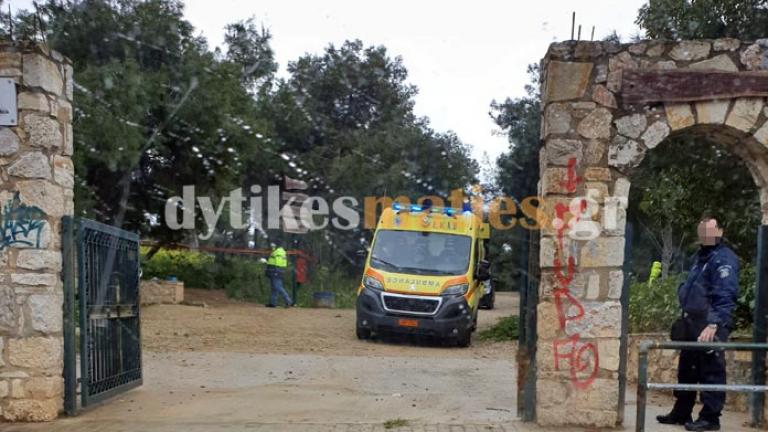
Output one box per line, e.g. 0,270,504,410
356,325,372,340
456,330,472,348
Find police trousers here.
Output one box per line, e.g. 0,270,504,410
672,318,729,422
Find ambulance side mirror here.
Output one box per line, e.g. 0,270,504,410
476,259,491,281
356,249,369,257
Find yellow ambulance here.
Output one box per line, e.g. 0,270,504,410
355,203,491,347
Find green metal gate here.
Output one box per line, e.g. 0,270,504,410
63,217,142,414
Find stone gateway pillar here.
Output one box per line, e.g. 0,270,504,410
0,42,74,422
537,38,768,427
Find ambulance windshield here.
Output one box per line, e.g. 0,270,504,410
369,230,472,276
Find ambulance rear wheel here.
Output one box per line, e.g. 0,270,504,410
356,326,371,340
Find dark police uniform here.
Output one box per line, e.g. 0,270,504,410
673,242,739,423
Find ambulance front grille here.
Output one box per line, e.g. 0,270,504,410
381,293,441,316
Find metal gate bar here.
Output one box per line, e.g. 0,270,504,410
753,225,768,426
63,217,142,412
636,341,768,431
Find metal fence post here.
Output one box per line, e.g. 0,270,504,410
62,216,77,416
636,344,649,432
753,225,768,427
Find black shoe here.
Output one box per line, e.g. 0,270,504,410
657,412,692,425
685,418,720,431
266,303,276,308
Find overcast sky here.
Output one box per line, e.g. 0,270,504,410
15,0,647,165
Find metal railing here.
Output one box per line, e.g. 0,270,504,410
636,340,768,431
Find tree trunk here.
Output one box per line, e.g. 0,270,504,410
660,224,674,280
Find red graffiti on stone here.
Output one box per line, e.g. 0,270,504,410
550,157,598,390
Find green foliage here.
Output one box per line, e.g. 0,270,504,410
629,274,683,333
140,247,217,289
629,268,756,333
487,64,540,292
637,0,768,40
383,419,409,429
295,265,359,309
478,315,520,342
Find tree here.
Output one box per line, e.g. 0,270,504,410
487,64,541,291
5,0,276,254
637,0,768,40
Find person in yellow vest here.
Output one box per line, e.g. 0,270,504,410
265,242,293,307
648,261,662,287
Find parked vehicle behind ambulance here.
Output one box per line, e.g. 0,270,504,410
355,203,490,347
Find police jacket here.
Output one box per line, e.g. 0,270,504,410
677,242,739,328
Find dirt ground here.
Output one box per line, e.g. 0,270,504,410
6,289,757,431
142,289,518,359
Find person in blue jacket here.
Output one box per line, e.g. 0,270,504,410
657,215,739,432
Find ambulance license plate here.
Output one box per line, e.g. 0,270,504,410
398,318,419,328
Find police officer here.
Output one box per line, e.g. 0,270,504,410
265,242,294,307
657,215,739,431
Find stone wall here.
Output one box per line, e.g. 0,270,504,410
0,42,73,422
537,38,768,427
141,280,184,305
626,334,767,415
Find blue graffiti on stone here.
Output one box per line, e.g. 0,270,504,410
0,192,47,250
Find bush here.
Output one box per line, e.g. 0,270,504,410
629,266,756,333
478,315,519,342
628,274,682,333
141,248,360,308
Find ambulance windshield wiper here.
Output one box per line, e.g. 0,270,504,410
370,256,401,271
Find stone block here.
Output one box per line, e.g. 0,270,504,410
541,167,571,195
653,60,678,70
607,270,623,299
0,128,20,156
3,398,60,421
740,43,767,70
64,64,74,101
16,250,62,271
713,38,740,51
665,103,696,130
7,152,51,179
565,301,622,338
628,43,647,55
543,103,572,137
28,294,63,333
545,61,593,102
608,136,645,169
755,121,768,147
725,97,764,132
641,120,670,149
584,139,606,165
585,273,600,300
536,379,568,408
17,92,49,112
545,138,582,166
689,54,738,72
606,70,622,92
696,100,730,124
23,376,63,399
0,380,7,398
579,237,625,267
615,114,647,139
17,179,65,218
591,84,616,108
0,286,18,334
22,113,63,149
597,338,621,371
22,54,64,95
584,167,611,182
537,302,562,339
646,42,666,57
608,51,637,72
537,407,617,428
577,108,612,139
669,41,711,61
7,337,62,370
11,273,57,287
52,156,74,188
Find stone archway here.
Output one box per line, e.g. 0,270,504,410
536,38,768,427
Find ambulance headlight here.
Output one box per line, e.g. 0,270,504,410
441,283,469,296
363,276,384,291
